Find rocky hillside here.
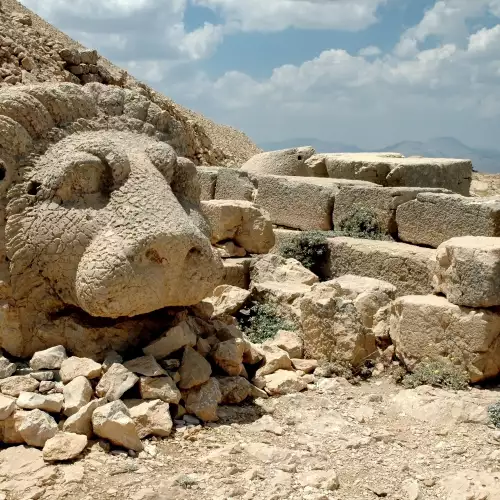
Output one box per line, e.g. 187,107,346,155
0,0,261,166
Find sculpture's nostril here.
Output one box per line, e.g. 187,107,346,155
145,248,162,264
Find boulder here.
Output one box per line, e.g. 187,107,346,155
143,320,197,359
92,400,143,451
333,186,450,236
217,376,265,404
0,375,39,397
206,285,250,317
18,409,58,447
16,392,64,413
264,370,307,395
63,398,107,437
389,295,500,382
291,359,318,373
178,347,212,389
300,276,394,366
214,168,254,201
30,346,67,371
220,257,251,289
124,399,173,439
123,356,166,377
250,254,319,286
184,378,222,422
434,236,500,307
196,167,219,200
265,330,303,359
43,432,88,462
0,394,16,420
139,376,181,404
0,356,17,379
241,147,315,176
212,339,246,376
59,357,102,383
255,345,292,377
95,364,139,401
325,237,435,296
200,200,275,254
63,376,93,417
397,193,500,247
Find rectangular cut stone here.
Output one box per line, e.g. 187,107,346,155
220,258,251,289
325,155,472,195
397,193,500,248
196,167,219,200
324,237,435,296
215,168,254,201
271,229,302,254
389,295,500,382
334,186,451,235
254,175,375,231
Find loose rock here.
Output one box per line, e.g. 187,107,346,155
59,357,102,383
17,409,58,447
95,364,139,401
178,347,212,389
30,346,67,371
0,375,39,397
43,432,88,462
123,356,166,377
184,378,222,422
140,376,181,404
63,376,93,417
124,399,173,439
16,392,64,413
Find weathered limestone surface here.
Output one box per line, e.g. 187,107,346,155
196,167,219,200
389,295,500,382
397,193,500,248
254,174,374,230
220,258,251,289
324,155,472,195
241,147,315,176
0,82,224,358
334,186,451,235
433,236,500,307
324,237,435,296
214,168,254,201
250,254,319,286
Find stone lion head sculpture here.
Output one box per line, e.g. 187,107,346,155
0,82,223,358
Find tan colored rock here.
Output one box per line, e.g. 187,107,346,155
206,285,250,317
0,394,16,420
434,236,500,307
178,346,212,389
243,341,264,365
95,363,139,401
143,321,197,359
250,254,319,286
92,400,143,451
291,359,318,373
397,193,500,248
63,398,107,437
201,200,275,254
216,241,247,258
389,295,500,382
221,257,251,289
123,356,166,377
30,371,54,381
124,399,173,439
63,376,93,417
139,376,181,404
30,346,67,371
184,378,222,422
59,357,102,384
256,345,292,377
0,375,39,397
196,167,219,200
241,147,315,176
102,351,123,373
215,167,254,201
212,339,246,376
0,356,17,379
333,185,450,236
16,392,64,413
325,237,435,296
0,410,25,443
43,432,88,462
264,370,307,395
18,409,58,447
218,376,266,404
265,330,303,359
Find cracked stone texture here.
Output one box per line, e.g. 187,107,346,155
0,82,223,358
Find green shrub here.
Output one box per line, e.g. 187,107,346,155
401,360,469,391
336,208,388,241
488,402,500,428
238,302,296,344
279,231,330,275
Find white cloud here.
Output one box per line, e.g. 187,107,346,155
358,45,382,57
468,24,500,53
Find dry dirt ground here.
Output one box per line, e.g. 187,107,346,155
1,376,500,500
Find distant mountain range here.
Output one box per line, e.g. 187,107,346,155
259,137,500,173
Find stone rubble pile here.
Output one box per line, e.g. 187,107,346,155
0,308,318,461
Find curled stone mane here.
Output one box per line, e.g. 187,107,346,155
0,82,223,359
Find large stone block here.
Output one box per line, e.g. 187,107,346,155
220,258,251,289
253,175,374,231
397,193,500,248
324,237,435,296
241,147,315,176
334,186,450,235
389,295,500,382
196,167,219,200
214,168,254,201
325,155,472,195
434,236,500,307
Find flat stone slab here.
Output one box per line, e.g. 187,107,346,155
254,175,375,231
324,237,435,296
397,193,500,248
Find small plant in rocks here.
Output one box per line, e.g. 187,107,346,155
336,207,388,241
238,302,296,344
488,402,500,428
279,230,330,275
401,360,469,391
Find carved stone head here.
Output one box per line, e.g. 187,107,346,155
0,83,222,357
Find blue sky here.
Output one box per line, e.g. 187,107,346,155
20,0,500,150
